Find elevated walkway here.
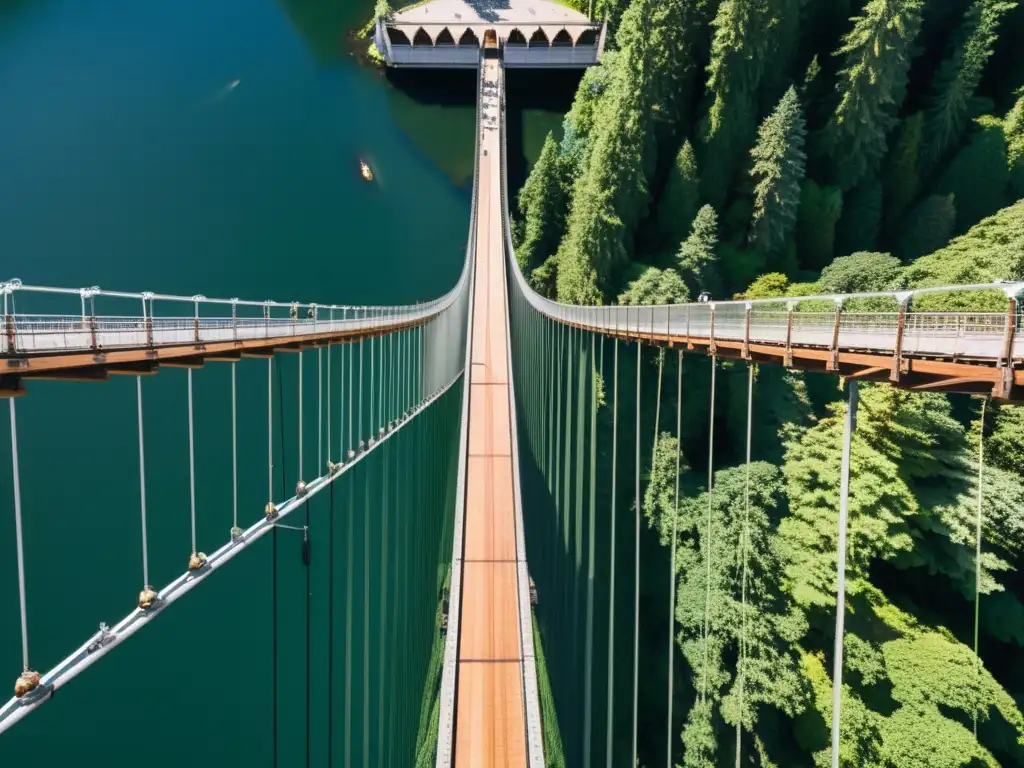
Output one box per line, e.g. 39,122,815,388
375,0,605,69
439,58,543,766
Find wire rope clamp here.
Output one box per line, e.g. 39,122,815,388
13,670,40,699
327,460,340,475
358,440,366,455
296,480,308,498
265,501,279,520
187,552,208,573
230,525,245,542
378,426,386,438
387,420,394,433
138,586,159,610
346,449,355,461
87,622,117,653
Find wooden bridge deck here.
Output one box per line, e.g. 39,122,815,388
453,57,528,767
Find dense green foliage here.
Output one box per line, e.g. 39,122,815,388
513,0,1024,764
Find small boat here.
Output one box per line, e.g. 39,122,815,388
360,160,374,182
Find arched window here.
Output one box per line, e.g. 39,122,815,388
387,27,411,46
575,28,597,46
435,27,455,45
507,28,527,45
412,27,433,46
529,28,548,46
458,28,479,46
552,29,573,46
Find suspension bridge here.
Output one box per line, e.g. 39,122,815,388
2,40,1023,768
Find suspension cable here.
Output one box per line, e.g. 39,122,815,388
187,368,197,558
830,380,859,768
318,346,323,473
632,340,641,767
584,332,597,766
136,377,150,590
9,400,30,673
702,356,717,700
359,339,365,450
667,350,682,767
268,357,273,508
232,362,239,538
298,350,304,486
973,396,988,735
606,327,619,768
736,364,754,766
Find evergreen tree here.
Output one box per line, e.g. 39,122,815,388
904,200,1024,308
883,112,925,234
664,464,809,765
894,193,957,260
656,139,701,250
556,0,655,303
922,0,1017,170
825,0,925,190
934,115,1010,233
749,87,808,255
835,177,883,255
699,0,772,208
818,251,903,293
794,180,843,268
516,133,570,273
677,204,721,295
1005,92,1024,196
617,265,691,305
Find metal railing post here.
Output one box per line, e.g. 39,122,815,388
998,293,1018,399
890,293,912,384
828,298,844,372
742,302,752,360
784,301,795,368
231,298,239,342
708,303,717,357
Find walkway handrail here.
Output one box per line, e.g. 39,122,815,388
1,226,474,356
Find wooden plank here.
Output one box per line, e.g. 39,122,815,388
454,662,526,768
459,562,521,661
465,456,516,561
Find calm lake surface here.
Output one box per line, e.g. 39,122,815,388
0,0,578,763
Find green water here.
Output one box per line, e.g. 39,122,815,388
0,0,578,763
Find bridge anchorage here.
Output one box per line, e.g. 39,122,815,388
3,6,1024,767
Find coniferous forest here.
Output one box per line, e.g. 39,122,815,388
512,1,1024,766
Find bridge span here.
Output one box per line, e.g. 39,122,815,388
2,39,1024,768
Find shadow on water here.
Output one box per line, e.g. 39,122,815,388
385,65,583,192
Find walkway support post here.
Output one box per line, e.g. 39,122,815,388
831,379,858,768
890,293,912,383
998,293,1018,399
828,298,844,372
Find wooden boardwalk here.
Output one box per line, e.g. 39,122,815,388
453,57,528,767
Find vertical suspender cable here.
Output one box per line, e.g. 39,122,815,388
136,377,150,589
606,334,619,768
583,332,597,766
328,477,336,765
268,358,274,506
973,396,988,735
360,340,365,447
8,401,30,673
328,340,332,466
370,337,375,439
232,363,239,537
187,368,197,557
632,341,641,767
830,380,858,768
701,356,716,699
667,351,682,767
736,364,754,766
298,350,304,484
318,347,323,472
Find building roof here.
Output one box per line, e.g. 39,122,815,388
391,0,593,27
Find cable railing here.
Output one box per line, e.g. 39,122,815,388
0,275,467,356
